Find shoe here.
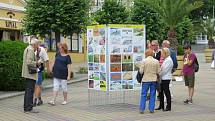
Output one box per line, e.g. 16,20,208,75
150,111,154,113
33,98,37,107
164,109,171,111
37,100,43,106
48,101,55,106
24,109,39,114
155,107,164,111
183,99,189,104
61,101,67,105
188,99,193,104
139,111,144,114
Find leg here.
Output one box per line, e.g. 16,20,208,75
163,80,171,110
61,79,68,103
24,79,35,111
149,82,157,112
139,82,150,112
34,71,43,105
158,82,164,110
52,78,60,102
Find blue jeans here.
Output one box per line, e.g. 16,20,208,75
139,82,157,112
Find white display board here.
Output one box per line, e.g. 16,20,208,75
87,24,146,92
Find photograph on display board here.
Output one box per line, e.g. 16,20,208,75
123,72,133,80
100,64,106,73
94,63,99,71
93,28,100,36
123,45,133,53
122,29,133,37
122,38,132,45
100,72,106,81
99,28,105,37
110,54,121,63
133,54,143,62
122,54,133,63
100,81,107,91
110,73,121,81
88,54,94,63
87,29,93,37
110,28,121,45
88,37,94,45
122,63,133,71
88,63,94,71
100,55,105,63
94,54,100,63
88,71,94,80
89,80,94,88
94,45,100,54
94,72,100,80
110,64,121,72
133,36,144,45
94,37,99,45
133,28,144,36
100,45,106,54
122,80,134,89
110,80,122,91
134,62,141,71
94,80,100,90
133,45,145,53
110,45,121,54
99,37,105,45
88,46,93,54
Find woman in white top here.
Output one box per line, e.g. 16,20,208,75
155,48,173,111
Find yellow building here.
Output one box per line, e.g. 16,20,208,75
0,0,87,63
0,0,25,41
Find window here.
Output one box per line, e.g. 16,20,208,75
71,33,79,52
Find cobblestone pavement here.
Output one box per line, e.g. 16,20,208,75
0,53,215,121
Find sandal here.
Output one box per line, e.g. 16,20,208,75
48,101,55,106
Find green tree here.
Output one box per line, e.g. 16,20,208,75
176,17,194,45
143,0,203,49
24,0,90,50
131,0,167,42
93,0,129,24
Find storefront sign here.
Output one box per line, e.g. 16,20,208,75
5,21,17,28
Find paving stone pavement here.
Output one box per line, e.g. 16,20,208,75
0,53,215,121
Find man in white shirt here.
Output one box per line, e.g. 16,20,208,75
34,40,50,106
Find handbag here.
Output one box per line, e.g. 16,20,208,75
27,64,37,74
136,70,144,83
26,49,37,74
211,60,215,69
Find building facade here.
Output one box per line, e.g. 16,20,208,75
0,0,25,41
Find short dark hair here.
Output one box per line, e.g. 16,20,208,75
183,44,191,49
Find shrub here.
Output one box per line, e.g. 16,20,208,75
0,41,27,91
177,45,184,55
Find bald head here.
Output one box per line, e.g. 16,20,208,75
145,49,154,57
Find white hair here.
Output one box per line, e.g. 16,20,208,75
29,38,39,45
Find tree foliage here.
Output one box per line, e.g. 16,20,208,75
142,0,203,49
131,0,167,42
24,0,90,38
93,0,129,24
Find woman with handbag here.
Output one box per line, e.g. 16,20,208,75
49,42,72,105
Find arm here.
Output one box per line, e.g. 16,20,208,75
67,64,71,80
187,54,195,66
139,63,144,74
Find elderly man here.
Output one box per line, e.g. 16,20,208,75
22,38,39,113
162,40,178,72
139,49,160,114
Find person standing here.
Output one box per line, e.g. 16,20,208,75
155,48,173,111
22,38,39,113
33,40,50,106
49,42,72,105
139,49,160,114
182,44,197,104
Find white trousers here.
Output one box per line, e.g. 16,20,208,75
53,78,68,92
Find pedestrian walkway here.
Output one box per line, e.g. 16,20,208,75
0,53,215,121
